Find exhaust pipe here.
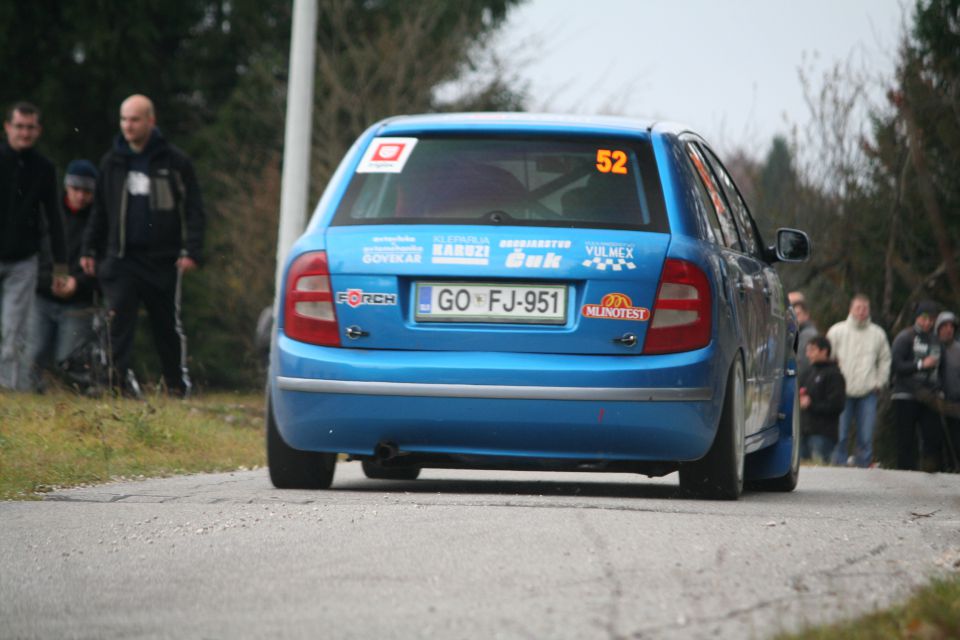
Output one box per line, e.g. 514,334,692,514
374,441,400,462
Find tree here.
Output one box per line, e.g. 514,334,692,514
851,0,960,329
756,137,800,234
185,0,527,388
0,1,293,167
0,0,526,389
765,1,959,332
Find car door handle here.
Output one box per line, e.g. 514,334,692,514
751,274,770,299
613,333,638,347
345,326,369,340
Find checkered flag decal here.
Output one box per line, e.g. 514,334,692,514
581,257,637,271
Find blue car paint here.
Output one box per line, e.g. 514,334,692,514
745,374,798,479
273,391,718,462
271,113,796,475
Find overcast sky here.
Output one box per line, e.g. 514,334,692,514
494,0,907,156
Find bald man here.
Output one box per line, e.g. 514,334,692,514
81,94,205,397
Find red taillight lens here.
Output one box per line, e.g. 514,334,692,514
283,251,341,346
642,258,712,354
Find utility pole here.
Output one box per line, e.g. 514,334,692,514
275,0,318,297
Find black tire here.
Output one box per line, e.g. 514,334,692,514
680,357,745,500
749,384,800,492
361,461,421,481
266,398,336,489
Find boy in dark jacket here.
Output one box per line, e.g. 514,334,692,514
799,335,847,463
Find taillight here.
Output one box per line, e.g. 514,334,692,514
283,251,341,346
642,259,712,354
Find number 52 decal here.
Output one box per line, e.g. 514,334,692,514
596,149,629,174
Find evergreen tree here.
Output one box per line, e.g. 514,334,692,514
0,0,525,388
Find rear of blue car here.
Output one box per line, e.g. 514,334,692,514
268,114,798,499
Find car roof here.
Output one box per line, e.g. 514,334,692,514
374,112,695,138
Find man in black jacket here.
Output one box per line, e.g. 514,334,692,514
890,300,941,471
81,94,204,397
798,335,846,463
936,311,960,471
0,102,67,390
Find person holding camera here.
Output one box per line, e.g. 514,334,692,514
890,300,942,471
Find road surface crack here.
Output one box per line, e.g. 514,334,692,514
575,510,627,640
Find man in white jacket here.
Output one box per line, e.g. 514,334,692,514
826,294,892,467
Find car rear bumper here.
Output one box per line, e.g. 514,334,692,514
277,376,711,402
271,335,725,462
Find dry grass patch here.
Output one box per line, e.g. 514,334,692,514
776,574,960,639
0,390,265,500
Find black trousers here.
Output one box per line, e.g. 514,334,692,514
892,398,942,471
99,253,191,395
944,417,960,472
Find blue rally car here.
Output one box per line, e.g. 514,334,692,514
268,113,810,499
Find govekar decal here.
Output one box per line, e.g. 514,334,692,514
581,293,650,321
362,235,423,264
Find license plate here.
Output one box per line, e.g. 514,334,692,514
415,282,567,324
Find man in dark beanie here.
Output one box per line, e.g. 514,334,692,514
64,159,98,192
26,159,100,391
0,102,67,390
890,299,942,471
81,94,204,397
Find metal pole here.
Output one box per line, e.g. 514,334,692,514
275,0,318,297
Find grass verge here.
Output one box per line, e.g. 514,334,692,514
0,389,265,500
775,574,960,639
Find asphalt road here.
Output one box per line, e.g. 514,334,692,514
2,464,959,640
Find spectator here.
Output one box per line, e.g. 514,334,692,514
81,94,204,397
26,160,101,391
0,101,67,390
826,294,892,467
798,335,846,464
788,290,805,307
792,300,818,379
890,300,941,471
935,311,960,471
255,305,273,369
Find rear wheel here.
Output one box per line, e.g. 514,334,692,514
266,398,337,489
361,461,421,481
680,357,745,500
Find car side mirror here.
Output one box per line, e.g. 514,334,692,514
772,228,810,263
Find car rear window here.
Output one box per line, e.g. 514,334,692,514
332,135,668,232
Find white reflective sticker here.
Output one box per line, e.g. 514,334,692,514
356,137,419,173
127,171,150,196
